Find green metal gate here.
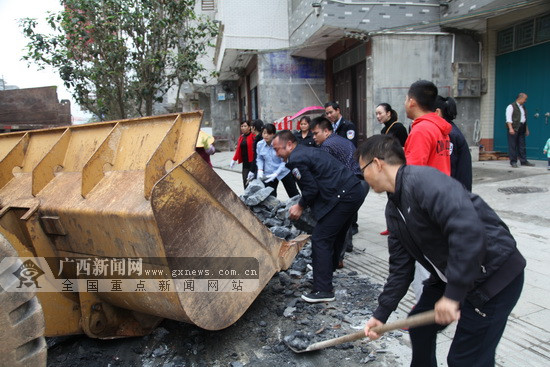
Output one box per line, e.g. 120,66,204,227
494,41,550,160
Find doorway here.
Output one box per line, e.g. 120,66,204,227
494,41,550,160
333,62,366,142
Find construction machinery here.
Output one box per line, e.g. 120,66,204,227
0,113,306,366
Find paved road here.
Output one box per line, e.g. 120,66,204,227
211,150,550,366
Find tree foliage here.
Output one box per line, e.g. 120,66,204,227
21,0,218,120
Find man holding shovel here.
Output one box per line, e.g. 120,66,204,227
359,135,525,366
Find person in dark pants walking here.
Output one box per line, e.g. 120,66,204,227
360,135,525,367
272,130,366,303
506,93,534,168
230,121,256,188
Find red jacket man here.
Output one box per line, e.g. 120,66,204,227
404,81,451,175
405,112,451,175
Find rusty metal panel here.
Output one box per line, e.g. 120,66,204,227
0,132,26,161
20,129,65,173
0,112,307,338
144,112,201,199
0,133,29,190
151,153,306,330
111,116,176,171
32,124,116,195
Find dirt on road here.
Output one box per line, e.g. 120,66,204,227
46,244,408,367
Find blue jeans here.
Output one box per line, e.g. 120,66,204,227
409,272,524,367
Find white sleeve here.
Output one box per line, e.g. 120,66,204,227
505,104,513,123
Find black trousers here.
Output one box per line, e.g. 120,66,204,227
310,183,366,292
409,272,524,367
265,172,300,198
507,123,527,164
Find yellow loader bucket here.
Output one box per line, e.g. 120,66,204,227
0,113,306,340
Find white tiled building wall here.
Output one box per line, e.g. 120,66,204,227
216,0,289,53
480,24,497,146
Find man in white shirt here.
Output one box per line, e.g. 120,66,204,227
506,93,534,167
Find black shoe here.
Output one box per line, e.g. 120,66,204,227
511,163,518,168
351,226,359,236
301,291,335,303
521,161,535,167
345,245,353,253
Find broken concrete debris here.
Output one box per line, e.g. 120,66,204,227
239,179,316,239
46,241,406,366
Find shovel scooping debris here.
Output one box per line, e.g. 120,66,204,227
285,310,435,353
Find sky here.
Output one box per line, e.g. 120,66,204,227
0,0,92,122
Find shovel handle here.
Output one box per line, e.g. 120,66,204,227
304,310,435,352
371,310,435,335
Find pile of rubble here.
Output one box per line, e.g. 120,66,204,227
239,179,316,240
47,242,408,366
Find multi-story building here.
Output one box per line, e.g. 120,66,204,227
196,0,550,159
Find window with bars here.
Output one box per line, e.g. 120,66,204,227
201,0,215,12
497,27,514,54
515,20,534,49
535,13,550,44
497,13,550,54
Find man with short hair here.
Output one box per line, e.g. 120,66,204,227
310,116,362,176
404,80,453,301
506,93,534,168
404,80,451,175
323,103,360,235
324,101,358,147
272,131,366,303
359,134,525,367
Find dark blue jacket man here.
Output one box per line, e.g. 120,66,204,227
311,116,362,176
272,130,366,303
359,134,525,367
325,101,358,147
311,116,367,253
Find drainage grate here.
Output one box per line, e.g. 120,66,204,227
497,186,548,195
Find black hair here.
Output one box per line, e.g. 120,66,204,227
299,115,311,126
263,123,276,135
251,119,264,132
240,120,251,127
310,116,333,131
354,134,405,166
377,103,398,123
434,96,457,123
324,101,340,110
407,80,438,112
274,130,297,144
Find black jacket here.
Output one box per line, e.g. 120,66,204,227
286,144,362,221
293,130,315,147
381,120,408,147
449,122,473,191
335,118,358,147
373,165,525,323
249,134,264,174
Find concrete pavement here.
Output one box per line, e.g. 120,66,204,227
210,149,550,367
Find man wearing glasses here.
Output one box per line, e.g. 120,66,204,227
359,134,525,367
272,130,366,303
